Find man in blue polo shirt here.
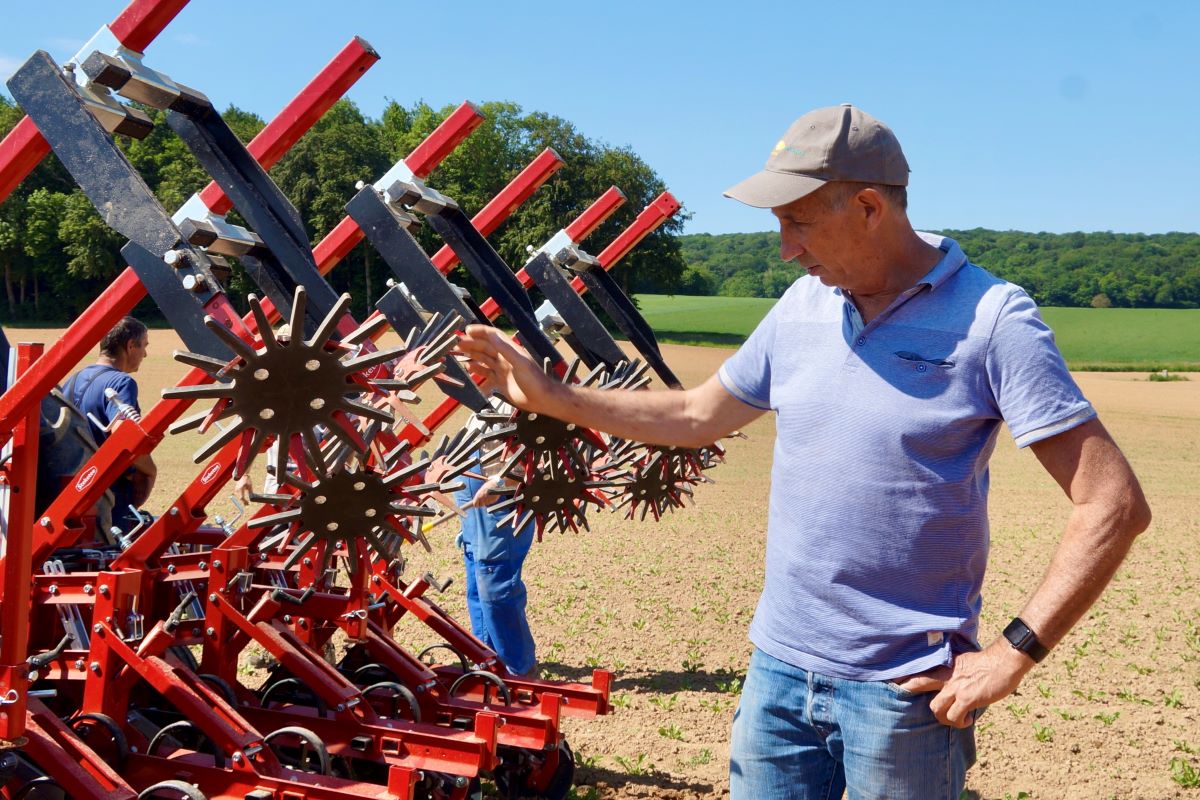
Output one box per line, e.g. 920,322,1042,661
455,105,1150,799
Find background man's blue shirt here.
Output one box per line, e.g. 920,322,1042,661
67,364,142,524
718,234,1095,681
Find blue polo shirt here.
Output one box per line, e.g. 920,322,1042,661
718,233,1095,681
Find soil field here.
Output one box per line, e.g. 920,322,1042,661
11,327,1198,799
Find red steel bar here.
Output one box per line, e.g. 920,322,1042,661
199,36,381,215
308,102,488,276
478,185,626,320
108,0,190,53
0,0,189,203
429,147,566,272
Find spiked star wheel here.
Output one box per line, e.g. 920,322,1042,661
602,435,725,521
247,450,457,576
164,286,413,478
486,452,620,539
475,357,609,475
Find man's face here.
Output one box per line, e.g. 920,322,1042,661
772,186,865,291
126,334,149,373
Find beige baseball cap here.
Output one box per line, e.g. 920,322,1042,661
724,104,910,208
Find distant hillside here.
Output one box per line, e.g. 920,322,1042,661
671,229,1200,308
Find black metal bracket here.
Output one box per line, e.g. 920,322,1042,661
522,251,629,370
421,205,563,367
573,259,682,389
374,284,488,412
121,241,232,361
165,106,340,336
5,51,218,295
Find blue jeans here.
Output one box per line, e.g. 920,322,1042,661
730,648,976,799
458,483,536,675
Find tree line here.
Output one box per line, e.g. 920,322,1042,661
0,95,686,324
667,229,1200,308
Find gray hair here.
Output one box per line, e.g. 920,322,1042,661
822,181,908,213
99,316,147,357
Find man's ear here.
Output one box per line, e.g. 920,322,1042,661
855,188,887,230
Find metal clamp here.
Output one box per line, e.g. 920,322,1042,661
380,177,458,216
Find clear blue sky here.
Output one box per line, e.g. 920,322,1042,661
3,1,1197,237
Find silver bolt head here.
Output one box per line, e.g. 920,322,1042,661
182,274,207,292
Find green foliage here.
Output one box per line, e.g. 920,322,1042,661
0,94,683,324
678,228,1200,307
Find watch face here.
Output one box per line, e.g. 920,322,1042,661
1004,618,1047,662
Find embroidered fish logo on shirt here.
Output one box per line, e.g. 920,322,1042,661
895,351,954,368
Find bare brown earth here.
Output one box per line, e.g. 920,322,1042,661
13,328,1198,799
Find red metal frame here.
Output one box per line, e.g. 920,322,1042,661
0,11,687,791
0,343,43,743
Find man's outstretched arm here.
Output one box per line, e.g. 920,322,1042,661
901,417,1151,727
455,324,766,447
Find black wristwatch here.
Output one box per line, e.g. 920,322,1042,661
1003,617,1049,663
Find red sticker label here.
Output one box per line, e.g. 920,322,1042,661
201,463,222,485
75,466,99,493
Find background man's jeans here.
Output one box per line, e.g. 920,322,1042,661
730,648,976,799
461,521,536,675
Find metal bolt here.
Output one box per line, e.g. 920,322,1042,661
27,670,39,682
98,585,110,596
206,627,216,637
232,751,243,763
208,593,217,602
199,561,207,571
48,584,58,595
302,558,312,568
92,624,102,634
282,615,292,624
212,560,222,570
335,703,346,712
73,659,84,671
182,274,207,292
164,249,187,268
166,564,177,574
83,584,94,595
39,516,50,527
455,777,469,788
88,661,101,674
169,507,179,516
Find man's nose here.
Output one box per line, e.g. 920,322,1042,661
780,236,805,263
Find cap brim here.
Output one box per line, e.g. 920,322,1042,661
723,169,826,209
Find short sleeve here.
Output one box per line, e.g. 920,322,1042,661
103,374,141,421
718,298,781,410
985,289,1095,447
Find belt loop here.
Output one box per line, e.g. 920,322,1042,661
805,668,815,725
